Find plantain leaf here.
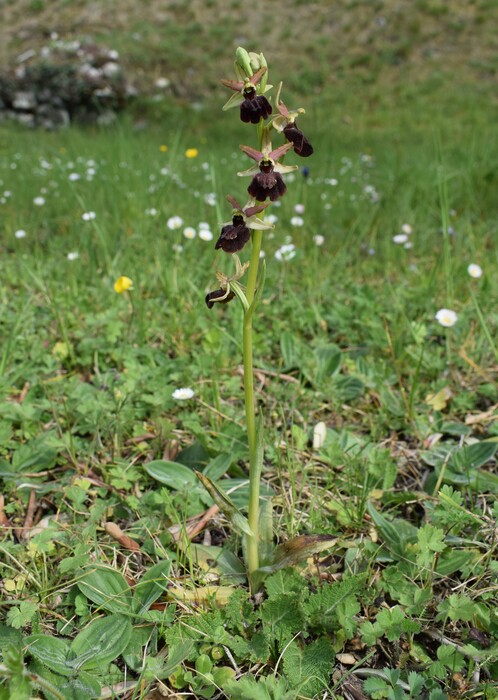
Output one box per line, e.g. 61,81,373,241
132,559,171,616
70,614,132,671
26,634,72,677
143,460,198,489
77,565,133,614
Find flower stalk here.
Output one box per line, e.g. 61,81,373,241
205,48,314,589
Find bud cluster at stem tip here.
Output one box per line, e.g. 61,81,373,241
206,47,314,309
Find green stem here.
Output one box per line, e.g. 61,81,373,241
244,228,263,584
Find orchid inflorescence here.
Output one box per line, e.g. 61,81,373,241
206,47,313,309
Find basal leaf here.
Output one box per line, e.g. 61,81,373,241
450,440,497,472
77,565,133,614
132,559,171,616
70,614,132,671
25,634,72,677
143,460,198,489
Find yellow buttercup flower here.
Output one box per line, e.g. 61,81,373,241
185,148,199,158
114,276,133,293
159,144,168,152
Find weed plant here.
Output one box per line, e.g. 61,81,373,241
0,58,497,699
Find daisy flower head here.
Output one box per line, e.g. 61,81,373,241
435,308,457,328
172,387,195,400
294,203,305,214
114,276,133,294
15,229,27,239
67,251,79,261
313,234,325,246
290,216,304,227
33,196,46,206
167,215,183,230
275,243,296,262
183,227,196,240
467,263,483,279
82,211,96,221
68,173,80,181
401,223,413,234
199,228,213,242
393,234,408,245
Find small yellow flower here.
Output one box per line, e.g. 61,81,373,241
114,276,133,293
185,148,199,158
159,144,168,152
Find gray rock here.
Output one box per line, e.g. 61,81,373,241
13,90,36,110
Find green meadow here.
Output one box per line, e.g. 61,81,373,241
0,3,498,697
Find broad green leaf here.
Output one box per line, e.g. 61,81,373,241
188,544,246,584
202,452,232,481
450,440,497,471
77,565,133,614
26,635,72,676
132,559,171,616
143,460,198,489
70,614,132,670
195,471,253,537
314,344,342,381
280,331,301,369
282,637,334,697
367,502,418,560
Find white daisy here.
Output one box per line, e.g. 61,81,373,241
167,215,183,230
15,229,27,239
435,308,458,328
33,196,46,206
67,251,79,261
172,387,195,400
401,223,413,234
290,216,304,227
275,243,296,262
467,263,483,279
294,203,305,214
313,234,325,246
199,229,213,242
68,173,80,181
82,211,96,221
392,234,408,244
183,227,196,240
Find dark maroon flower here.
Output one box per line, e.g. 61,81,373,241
283,122,314,157
247,163,287,202
215,214,251,253
205,288,235,309
240,88,272,124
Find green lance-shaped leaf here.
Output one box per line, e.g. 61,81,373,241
143,460,198,489
77,565,133,614
195,471,253,538
25,634,73,677
69,614,132,671
260,534,337,574
132,559,171,617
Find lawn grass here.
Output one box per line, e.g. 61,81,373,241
0,68,497,699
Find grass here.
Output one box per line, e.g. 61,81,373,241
0,42,497,700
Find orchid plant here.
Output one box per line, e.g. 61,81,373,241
202,48,332,592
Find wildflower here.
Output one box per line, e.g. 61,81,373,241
313,234,325,246
15,229,27,239
159,145,168,152
185,148,199,158
239,134,297,202
68,173,80,181
33,196,46,206
82,211,96,221
167,215,183,230
205,288,236,308
145,207,158,216
467,263,483,278
155,77,170,89
290,216,304,227
114,276,133,294
435,308,457,327
265,213,278,225
401,223,413,234
274,243,296,261
272,87,313,157
199,228,214,242
183,227,196,239
67,251,79,261
294,203,305,214
172,387,195,400
198,221,211,230
221,66,272,124
215,195,273,254
392,234,408,244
